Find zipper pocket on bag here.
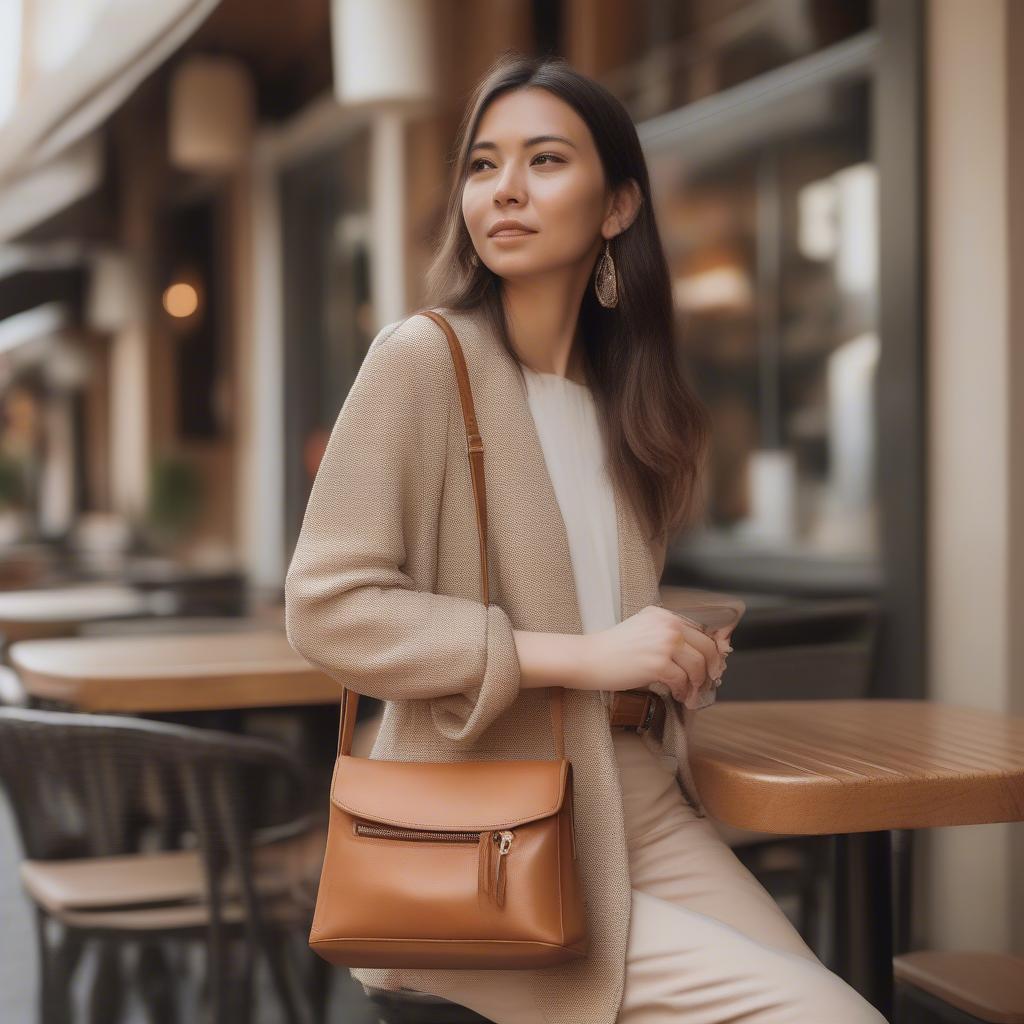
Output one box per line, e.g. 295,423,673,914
353,822,480,842
352,820,515,908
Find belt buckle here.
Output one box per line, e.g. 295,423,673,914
636,694,656,735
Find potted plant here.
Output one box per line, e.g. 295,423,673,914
142,453,204,554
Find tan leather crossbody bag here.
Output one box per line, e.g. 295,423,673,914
308,309,588,970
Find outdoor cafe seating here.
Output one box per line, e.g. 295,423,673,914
1,586,1022,1023
0,706,329,1024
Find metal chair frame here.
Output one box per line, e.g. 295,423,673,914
0,705,329,1024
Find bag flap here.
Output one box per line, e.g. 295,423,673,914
330,755,570,831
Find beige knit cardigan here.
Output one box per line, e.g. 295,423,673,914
284,304,710,1024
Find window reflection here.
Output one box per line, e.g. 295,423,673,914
646,63,877,581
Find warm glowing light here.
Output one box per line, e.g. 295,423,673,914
674,265,752,312
162,282,199,319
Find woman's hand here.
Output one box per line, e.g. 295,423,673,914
582,605,729,704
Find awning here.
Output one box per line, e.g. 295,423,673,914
0,132,103,244
0,302,69,356
0,0,222,241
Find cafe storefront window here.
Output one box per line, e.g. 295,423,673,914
585,0,924,703
644,41,879,593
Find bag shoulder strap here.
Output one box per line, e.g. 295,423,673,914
336,309,566,759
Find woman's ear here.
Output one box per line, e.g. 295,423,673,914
604,178,643,238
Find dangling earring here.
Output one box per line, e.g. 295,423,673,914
469,251,480,267
594,238,618,308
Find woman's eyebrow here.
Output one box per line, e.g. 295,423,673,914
469,134,578,153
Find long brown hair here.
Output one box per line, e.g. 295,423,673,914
424,52,710,548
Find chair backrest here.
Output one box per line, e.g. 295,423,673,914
718,598,882,701
0,706,315,904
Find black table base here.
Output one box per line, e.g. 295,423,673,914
831,830,895,1021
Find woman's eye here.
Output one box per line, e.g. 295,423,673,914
468,153,565,173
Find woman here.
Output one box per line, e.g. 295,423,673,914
285,53,886,1024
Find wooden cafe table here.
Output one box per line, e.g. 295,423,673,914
8,629,339,713
0,583,152,645
687,699,1024,1020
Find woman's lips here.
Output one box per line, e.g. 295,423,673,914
490,229,536,238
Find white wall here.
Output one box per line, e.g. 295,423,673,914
925,0,1021,951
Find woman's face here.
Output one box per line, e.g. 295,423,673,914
461,87,613,281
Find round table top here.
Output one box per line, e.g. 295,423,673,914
688,699,1024,833
0,584,151,641
9,629,340,712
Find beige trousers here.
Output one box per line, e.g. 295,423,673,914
396,727,888,1023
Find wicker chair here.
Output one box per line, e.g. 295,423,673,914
0,706,329,1024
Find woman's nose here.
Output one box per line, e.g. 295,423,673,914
493,166,526,206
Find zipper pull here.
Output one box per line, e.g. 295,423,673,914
494,830,514,907
477,830,515,907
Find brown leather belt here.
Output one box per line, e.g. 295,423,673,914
607,689,665,735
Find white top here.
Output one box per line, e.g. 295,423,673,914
521,365,621,635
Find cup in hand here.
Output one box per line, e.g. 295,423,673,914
666,601,745,710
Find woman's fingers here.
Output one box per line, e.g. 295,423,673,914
671,638,705,681
711,624,736,654
667,612,726,681
653,636,691,701
660,664,691,703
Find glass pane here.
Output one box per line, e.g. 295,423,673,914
281,128,373,551
648,72,877,580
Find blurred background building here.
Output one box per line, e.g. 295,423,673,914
0,0,1020,1009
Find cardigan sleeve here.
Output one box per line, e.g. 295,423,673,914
284,313,523,745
